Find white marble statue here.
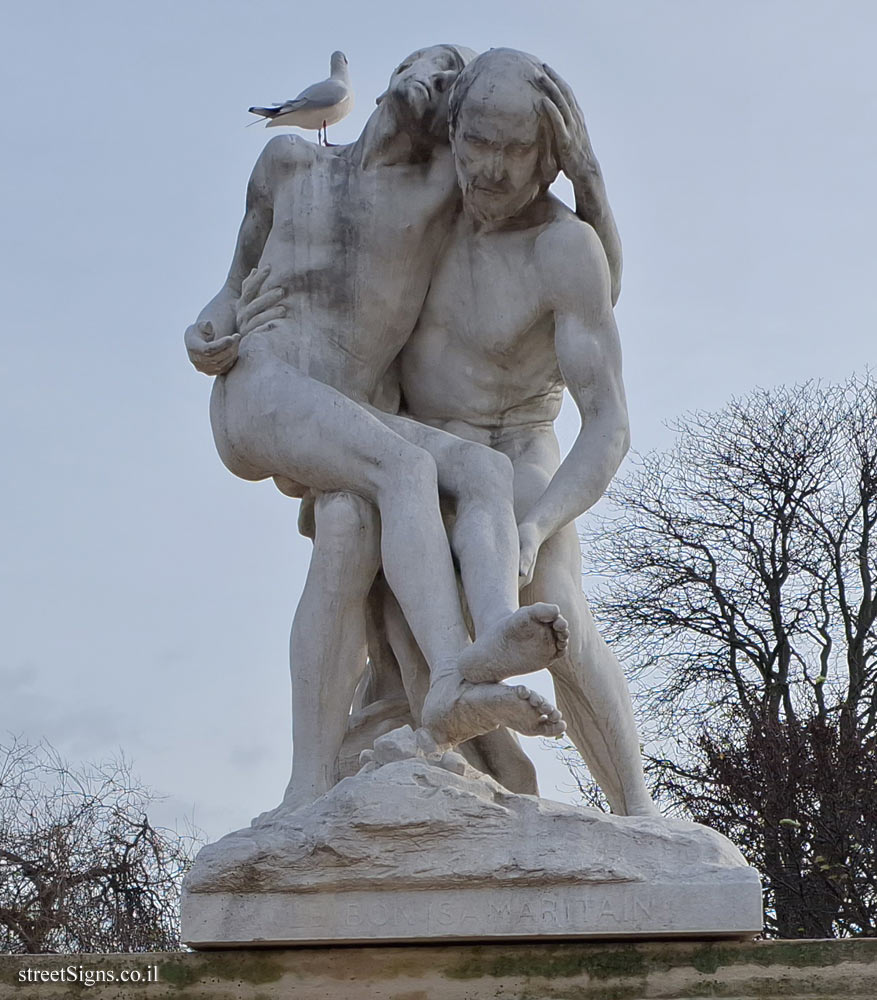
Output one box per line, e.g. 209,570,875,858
186,45,574,757
182,45,764,948
185,45,650,814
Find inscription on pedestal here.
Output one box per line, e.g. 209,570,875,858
341,892,658,933
183,877,763,946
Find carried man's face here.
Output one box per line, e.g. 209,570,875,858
452,87,545,223
382,45,465,138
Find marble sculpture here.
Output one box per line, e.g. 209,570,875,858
182,45,762,945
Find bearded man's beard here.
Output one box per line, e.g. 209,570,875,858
460,179,541,224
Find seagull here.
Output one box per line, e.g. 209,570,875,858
248,51,353,145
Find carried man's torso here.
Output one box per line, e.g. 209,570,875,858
241,136,460,404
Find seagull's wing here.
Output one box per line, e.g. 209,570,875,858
248,77,350,122
284,77,349,111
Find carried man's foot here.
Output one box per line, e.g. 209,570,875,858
458,603,569,683
422,672,565,749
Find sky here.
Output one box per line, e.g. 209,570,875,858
2,0,876,842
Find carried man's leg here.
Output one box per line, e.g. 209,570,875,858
283,491,381,812
218,357,565,748
377,410,571,677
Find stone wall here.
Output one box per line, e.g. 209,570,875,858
3,938,877,999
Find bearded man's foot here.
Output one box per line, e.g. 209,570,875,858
623,798,662,818
251,784,323,827
422,673,565,748
459,603,570,683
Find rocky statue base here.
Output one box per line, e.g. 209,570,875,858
182,728,761,947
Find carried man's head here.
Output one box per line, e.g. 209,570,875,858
448,48,561,223
378,44,477,141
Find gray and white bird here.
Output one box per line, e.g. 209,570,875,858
248,51,353,145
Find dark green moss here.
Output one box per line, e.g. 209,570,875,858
447,943,648,982
689,946,728,975
159,953,285,990
444,938,877,995
519,987,638,1000
671,938,877,974
749,938,877,969
158,959,201,990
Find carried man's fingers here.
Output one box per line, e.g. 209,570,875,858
186,324,240,375
192,335,240,376
537,71,574,127
201,333,240,355
189,320,215,344
185,321,217,358
543,63,586,122
540,64,595,156
197,347,237,374
539,97,570,152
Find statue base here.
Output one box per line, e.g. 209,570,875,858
182,727,762,947
8,940,877,999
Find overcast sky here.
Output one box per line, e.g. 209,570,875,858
2,1,875,841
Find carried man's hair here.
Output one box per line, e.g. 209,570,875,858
448,47,561,189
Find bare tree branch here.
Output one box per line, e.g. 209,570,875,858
571,375,877,938
0,737,202,954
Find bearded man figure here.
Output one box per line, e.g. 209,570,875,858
342,48,656,815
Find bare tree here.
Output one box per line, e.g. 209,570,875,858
0,737,200,953
577,373,877,937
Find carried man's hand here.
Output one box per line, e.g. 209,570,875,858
537,62,622,305
537,63,600,190
185,266,287,377
185,320,240,376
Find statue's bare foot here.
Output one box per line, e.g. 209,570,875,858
626,801,661,818
459,603,570,683
422,673,565,748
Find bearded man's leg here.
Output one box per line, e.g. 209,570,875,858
522,523,656,816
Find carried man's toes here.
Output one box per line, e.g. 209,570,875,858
422,673,566,748
512,683,566,736
459,602,570,684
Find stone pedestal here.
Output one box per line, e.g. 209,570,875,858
182,729,762,947
5,940,877,1000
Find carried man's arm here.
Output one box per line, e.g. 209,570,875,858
184,141,282,375
518,222,629,582
538,65,622,306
